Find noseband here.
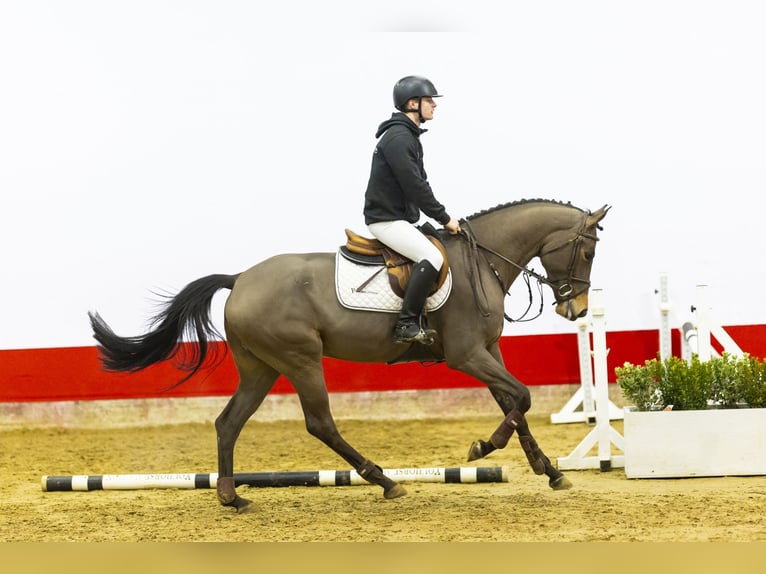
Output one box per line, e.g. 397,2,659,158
460,213,598,322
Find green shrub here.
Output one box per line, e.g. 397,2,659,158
709,353,740,408
660,355,711,411
614,360,662,411
616,353,766,411
737,356,766,408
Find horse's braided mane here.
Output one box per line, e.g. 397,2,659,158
465,198,584,220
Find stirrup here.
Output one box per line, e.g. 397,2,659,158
393,321,435,345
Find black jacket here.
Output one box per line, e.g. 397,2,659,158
363,113,451,226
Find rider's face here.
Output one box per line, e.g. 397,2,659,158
419,97,436,120
407,97,437,122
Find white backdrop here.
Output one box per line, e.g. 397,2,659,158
2,1,765,350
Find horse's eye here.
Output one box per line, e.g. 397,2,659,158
583,250,595,262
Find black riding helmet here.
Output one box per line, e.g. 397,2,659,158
393,76,442,122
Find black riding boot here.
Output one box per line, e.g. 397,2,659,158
393,260,440,344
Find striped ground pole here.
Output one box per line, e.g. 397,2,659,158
41,466,508,491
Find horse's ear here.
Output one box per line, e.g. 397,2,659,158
588,205,611,227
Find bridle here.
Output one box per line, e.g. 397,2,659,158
460,213,599,323
537,214,600,301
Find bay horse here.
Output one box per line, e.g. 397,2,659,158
89,199,610,513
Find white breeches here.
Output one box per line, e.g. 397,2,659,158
366,220,443,270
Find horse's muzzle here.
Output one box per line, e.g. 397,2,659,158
555,293,589,321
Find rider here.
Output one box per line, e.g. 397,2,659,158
363,75,462,344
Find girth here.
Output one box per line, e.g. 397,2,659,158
341,228,449,298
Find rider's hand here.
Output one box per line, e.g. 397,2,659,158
445,218,462,235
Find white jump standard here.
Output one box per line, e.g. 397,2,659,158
550,316,623,425
556,289,625,471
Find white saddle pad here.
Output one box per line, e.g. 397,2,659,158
335,251,452,313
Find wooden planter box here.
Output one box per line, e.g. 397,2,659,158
624,407,766,478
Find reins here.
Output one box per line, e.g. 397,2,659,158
460,219,545,323
459,214,597,323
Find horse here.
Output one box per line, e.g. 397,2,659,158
89,198,610,513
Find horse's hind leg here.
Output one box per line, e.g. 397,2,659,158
287,361,407,500
215,347,280,513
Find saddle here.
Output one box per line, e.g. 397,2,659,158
340,228,449,298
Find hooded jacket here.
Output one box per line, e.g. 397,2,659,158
363,113,451,226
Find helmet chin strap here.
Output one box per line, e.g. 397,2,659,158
400,96,433,124
407,97,427,124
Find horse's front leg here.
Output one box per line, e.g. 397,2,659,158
454,345,572,491
514,416,572,490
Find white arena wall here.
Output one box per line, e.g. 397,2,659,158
2,3,765,427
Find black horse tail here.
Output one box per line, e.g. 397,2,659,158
88,273,239,389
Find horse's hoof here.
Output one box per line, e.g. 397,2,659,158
467,440,484,462
235,498,255,514
222,495,254,513
549,475,573,491
384,484,407,499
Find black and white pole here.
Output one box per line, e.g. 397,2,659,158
41,466,509,492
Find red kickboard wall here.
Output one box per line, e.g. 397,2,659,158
2,326,764,403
